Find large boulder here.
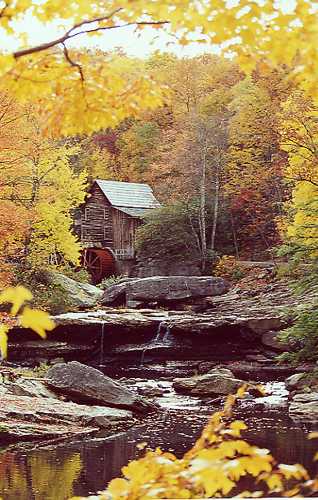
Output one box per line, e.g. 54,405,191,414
173,367,244,396
46,361,156,413
101,276,229,308
289,393,318,421
0,394,133,441
47,272,103,308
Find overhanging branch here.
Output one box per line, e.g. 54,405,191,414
13,10,169,60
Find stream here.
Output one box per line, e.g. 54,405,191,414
0,378,317,500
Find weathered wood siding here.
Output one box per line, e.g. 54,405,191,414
111,208,142,256
77,184,113,246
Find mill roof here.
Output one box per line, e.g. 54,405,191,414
95,180,161,216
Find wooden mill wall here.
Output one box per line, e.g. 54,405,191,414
111,208,142,256
76,184,113,247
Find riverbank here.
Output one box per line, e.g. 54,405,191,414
1,269,317,498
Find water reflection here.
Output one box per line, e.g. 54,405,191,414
0,404,317,498
0,448,81,500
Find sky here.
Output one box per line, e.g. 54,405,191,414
1,0,296,59
2,13,218,58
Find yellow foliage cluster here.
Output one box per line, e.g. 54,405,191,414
279,92,318,256
74,388,318,499
0,1,317,135
0,286,55,358
287,182,318,257
214,256,244,281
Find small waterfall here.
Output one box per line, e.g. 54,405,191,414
140,322,171,366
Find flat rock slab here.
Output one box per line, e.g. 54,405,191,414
53,309,165,329
102,276,229,307
46,361,156,414
0,394,133,442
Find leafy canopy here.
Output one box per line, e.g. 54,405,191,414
1,1,318,135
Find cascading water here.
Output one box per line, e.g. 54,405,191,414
140,321,172,366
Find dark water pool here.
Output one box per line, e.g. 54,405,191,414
0,382,317,500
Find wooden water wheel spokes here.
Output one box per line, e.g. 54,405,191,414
82,248,115,283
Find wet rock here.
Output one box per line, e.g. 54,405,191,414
101,276,229,308
289,393,318,421
208,367,235,378
137,386,166,397
198,361,216,374
173,371,244,396
53,309,164,331
3,379,58,399
46,361,156,414
8,340,93,362
261,331,290,352
285,373,307,390
0,394,133,442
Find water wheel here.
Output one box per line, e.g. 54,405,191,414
82,248,116,283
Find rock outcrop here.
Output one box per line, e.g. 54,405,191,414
101,276,229,308
46,361,156,413
135,257,202,278
0,394,133,441
47,272,103,308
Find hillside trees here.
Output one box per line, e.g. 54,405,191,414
226,76,288,256
137,58,291,264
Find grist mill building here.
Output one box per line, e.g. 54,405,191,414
74,179,160,282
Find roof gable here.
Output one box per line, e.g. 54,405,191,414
95,180,161,209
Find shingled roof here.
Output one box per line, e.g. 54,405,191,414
95,180,161,217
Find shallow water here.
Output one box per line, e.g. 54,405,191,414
0,380,317,500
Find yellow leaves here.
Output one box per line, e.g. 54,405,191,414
0,286,55,358
229,420,247,437
0,54,15,77
0,286,33,315
108,478,129,497
0,324,9,358
265,473,283,491
278,463,309,481
20,307,55,338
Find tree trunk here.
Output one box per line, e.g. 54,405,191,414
230,207,240,258
199,139,207,272
210,157,220,253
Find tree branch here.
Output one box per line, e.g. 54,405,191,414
62,43,84,82
13,11,168,60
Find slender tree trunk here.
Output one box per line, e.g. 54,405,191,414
199,139,207,271
230,207,240,258
211,155,220,253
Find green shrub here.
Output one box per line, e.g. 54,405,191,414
278,302,318,363
12,265,73,314
100,274,127,290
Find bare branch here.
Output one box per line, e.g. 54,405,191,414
62,43,84,82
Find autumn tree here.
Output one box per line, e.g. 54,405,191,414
0,93,87,274
279,91,318,257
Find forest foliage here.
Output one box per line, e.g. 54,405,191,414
0,0,317,498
